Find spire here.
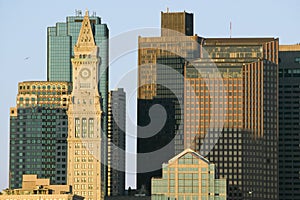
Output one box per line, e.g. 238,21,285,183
76,10,95,47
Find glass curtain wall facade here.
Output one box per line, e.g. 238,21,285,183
278,45,300,200
9,81,71,189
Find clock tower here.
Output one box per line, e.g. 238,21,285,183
67,10,103,200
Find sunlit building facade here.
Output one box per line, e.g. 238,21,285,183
184,38,279,199
151,149,227,200
1,175,83,200
48,13,109,193
66,11,104,200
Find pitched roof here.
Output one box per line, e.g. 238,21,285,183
167,148,210,165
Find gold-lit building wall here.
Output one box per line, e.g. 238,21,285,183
138,36,202,99
184,66,243,149
0,175,83,200
16,81,71,109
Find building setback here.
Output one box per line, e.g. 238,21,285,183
278,44,300,200
9,81,71,189
151,149,227,200
107,88,126,196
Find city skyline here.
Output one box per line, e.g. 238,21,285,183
1,0,300,191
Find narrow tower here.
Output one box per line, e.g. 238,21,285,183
67,11,103,200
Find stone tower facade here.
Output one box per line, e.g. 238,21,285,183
67,11,103,200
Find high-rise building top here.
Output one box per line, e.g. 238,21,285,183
279,44,300,51
47,11,108,83
15,81,71,109
161,11,194,36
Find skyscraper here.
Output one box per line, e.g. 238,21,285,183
278,44,300,200
9,81,71,189
66,11,104,200
137,11,204,193
107,88,126,196
185,38,279,199
137,11,279,199
48,10,109,198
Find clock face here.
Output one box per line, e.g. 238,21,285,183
80,68,91,79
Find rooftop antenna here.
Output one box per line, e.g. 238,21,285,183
167,7,169,13
230,21,232,38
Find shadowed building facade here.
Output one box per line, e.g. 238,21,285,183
278,44,300,200
108,88,126,196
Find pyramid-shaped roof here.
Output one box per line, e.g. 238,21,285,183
76,10,95,47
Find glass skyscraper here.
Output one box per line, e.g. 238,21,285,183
279,44,300,200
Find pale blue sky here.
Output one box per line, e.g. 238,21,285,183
0,0,300,190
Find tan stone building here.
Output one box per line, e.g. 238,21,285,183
0,175,83,200
67,11,104,200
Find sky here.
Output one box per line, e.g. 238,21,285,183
0,0,300,191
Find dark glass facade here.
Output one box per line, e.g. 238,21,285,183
279,45,300,200
9,81,71,189
137,98,176,195
108,89,126,196
9,107,68,189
